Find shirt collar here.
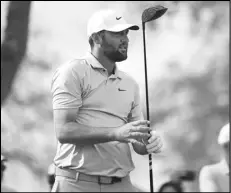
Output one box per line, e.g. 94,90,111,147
220,159,229,175
84,52,122,79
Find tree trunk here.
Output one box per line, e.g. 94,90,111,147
1,1,32,105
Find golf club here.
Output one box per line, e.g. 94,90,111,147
141,5,168,193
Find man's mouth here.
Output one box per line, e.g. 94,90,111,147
119,45,128,53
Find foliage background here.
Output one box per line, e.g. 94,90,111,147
1,1,229,192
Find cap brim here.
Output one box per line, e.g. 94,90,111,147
107,24,139,32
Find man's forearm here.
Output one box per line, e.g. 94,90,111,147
57,122,116,145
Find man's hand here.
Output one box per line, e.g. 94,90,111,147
113,120,151,146
143,130,163,154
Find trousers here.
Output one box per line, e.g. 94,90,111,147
51,175,139,192
51,168,139,192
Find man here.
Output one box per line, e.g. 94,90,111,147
170,170,196,192
157,170,196,192
47,163,55,191
199,123,229,192
1,155,7,182
1,155,17,192
158,181,183,192
51,9,163,192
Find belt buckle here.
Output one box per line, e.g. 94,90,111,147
98,176,112,184
112,177,121,184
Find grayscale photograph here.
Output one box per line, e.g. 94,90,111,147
1,1,229,192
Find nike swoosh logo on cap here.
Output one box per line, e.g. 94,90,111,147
116,17,122,20
118,88,126,91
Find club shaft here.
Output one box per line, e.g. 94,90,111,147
142,22,154,193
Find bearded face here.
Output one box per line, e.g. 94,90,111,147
101,30,129,62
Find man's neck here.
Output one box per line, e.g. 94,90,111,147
91,50,115,76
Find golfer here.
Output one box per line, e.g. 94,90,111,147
1,155,17,192
199,123,229,192
51,9,163,192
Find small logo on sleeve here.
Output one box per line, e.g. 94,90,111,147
116,17,122,20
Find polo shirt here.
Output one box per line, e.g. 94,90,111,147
199,159,229,192
51,52,143,177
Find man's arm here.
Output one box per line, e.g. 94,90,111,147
128,83,148,155
128,82,161,155
199,166,219,192
54,108,115,145
127,82,149,155
51,63,150,146
129,82,163,155
54,108,151,146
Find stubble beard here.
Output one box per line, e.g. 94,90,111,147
102,41,127,62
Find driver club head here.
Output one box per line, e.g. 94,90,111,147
142,5,168,23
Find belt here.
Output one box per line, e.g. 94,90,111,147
55,167,122,184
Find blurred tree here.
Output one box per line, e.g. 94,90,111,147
1,1,32,105
0,1,229,191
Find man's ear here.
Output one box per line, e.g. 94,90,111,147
92,32,104,45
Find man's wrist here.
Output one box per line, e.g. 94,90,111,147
109,127,118,142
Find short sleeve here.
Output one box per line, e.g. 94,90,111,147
51,64,82,110
199,166,219,192
128,82,144,122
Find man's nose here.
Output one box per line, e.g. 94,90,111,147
121,35,129,44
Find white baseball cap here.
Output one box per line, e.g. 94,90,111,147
218,123,230,145
87,9,139,38
1,155,7,162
